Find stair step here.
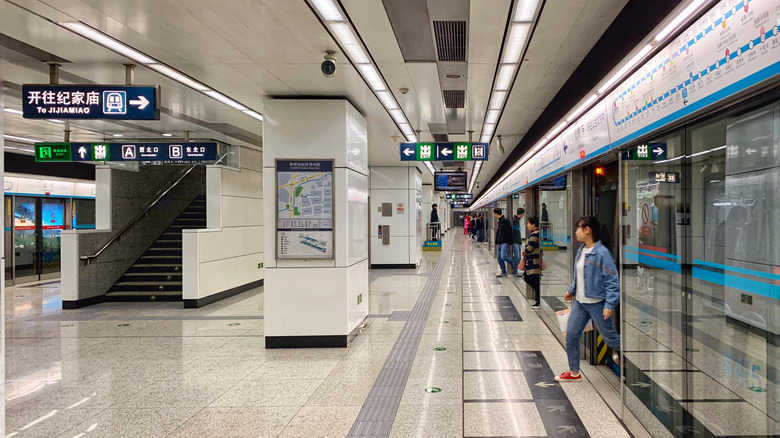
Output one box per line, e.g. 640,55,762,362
106,291,182,296
154,240,182,244
147,247,182,251
115,281,183,286
140,255,182,259
132,264,181,267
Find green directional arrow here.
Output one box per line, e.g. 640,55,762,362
424,387,441,393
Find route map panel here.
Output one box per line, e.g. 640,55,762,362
276,160,334,259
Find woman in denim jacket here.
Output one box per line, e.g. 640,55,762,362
555,216,620,382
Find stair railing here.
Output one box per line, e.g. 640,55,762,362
80,152,229,265
80,165,199,265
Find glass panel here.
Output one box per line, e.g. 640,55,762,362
621,132,687,433
685,103,778,436
13,197,37,278
40,199,64,274
72,199,96,229
4,196,11,280
539,175,571,316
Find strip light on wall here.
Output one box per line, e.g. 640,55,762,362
471,0,712,207
306,0,419,145
58,21,263,122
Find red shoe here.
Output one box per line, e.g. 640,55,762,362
554,371,582,382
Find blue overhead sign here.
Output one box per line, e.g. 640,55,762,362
22,85,160,120
400,142,488,161
35,142,217,163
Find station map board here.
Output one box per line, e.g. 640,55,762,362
276,160,334,259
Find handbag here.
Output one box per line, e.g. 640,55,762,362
518,258,525,271
556,301,593,337
541,259,547,271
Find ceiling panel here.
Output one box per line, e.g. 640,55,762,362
407,62,447,125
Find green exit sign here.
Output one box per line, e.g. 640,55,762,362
35,143,71,162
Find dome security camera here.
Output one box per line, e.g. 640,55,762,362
322,50,337,78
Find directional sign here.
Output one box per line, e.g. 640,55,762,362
35,142,217,163
446,193,473,199
621,142,666,160
23,85,160,120
400,142,488,161
649,171,680,183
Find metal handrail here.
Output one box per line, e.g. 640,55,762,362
80,164,200,264
79,152,230,264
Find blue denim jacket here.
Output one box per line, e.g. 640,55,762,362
567,241,620,311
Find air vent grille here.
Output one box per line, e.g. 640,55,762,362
433,21,467,62
433,134,449,142
443,90,465,108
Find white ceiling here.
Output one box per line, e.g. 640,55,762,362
1,0,626,188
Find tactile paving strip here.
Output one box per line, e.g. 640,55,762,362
348,236,453,437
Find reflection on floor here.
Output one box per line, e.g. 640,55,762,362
6,232,627,437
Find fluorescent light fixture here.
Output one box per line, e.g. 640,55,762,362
399,123,415,137
204,90,248,111
162,133,173,137
502,23,530,63
330,23,370,63
310,0,344,21
598,44,652,94
495,64,516,91
147,64,210,91
407,135,417,142
59,22,156,64
546,122,567,140
490,91,506,110
688,145,726,157
4,134,41,143
424,161,435,175
242,110,264,121
112,134,123,137
482,124,495,138
4,108,23,115
514,0,539,22
485,109,500,125
389,109,407,124
47,119,64,123
357,64,387,91
376,91,399,110
655,0,707,42
480,134,492,143
566,94,598,122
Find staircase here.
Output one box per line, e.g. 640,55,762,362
104,195,206,301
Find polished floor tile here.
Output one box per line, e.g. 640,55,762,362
463,401,546,437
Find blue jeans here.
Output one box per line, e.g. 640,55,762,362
566,300,620,372
512,243,522,269
477,229,484,242
497,243,513,274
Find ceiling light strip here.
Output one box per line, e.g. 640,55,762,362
472,0,712,209
57,21,262,123
306,0,417,142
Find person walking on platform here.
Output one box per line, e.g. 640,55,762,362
519,216,542,308
494,208,514,277
555,216,620,382
512,208,525,277
464,214,471,235
430,204,440,240
475,213,484,243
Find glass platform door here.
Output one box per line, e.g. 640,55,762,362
13,197,37,280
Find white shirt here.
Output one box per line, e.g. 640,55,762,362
576,246,603,303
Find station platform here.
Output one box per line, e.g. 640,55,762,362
5,232,629,437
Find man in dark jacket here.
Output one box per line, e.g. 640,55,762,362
475,213,484,242
494,208,514,277
512,208,525,277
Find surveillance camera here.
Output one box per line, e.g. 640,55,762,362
322,51,337,78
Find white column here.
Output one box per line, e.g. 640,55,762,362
0,61,6,436
262,100,368,348
369,167,422,268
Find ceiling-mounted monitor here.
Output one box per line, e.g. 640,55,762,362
435,171,467,191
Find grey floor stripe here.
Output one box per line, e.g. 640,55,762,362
348,236,453,437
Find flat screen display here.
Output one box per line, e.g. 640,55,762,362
434,172,467,191
540,174,567,191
